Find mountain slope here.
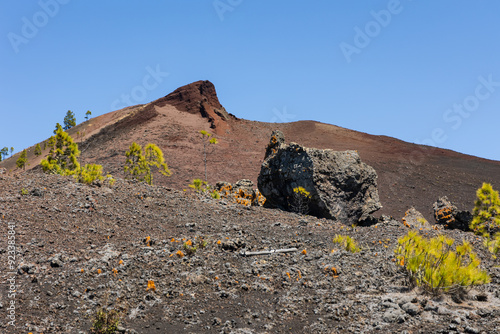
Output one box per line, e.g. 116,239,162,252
2,80,500,220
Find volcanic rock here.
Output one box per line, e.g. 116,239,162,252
402,207,432,230
159,80,232,131
433,196,472,231
257,130,381,223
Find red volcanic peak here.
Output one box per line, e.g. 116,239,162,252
154,80,232,131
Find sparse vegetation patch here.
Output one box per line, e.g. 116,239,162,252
395,230,490,294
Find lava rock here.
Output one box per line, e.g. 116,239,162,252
402,207,432,230
49,254,63,268
258,130,382,222
382,308,406,323
433,196,472,231
30,188,44,197
401,302,421,316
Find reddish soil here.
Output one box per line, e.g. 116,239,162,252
2,80,500,221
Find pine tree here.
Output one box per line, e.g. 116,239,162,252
124,142,171,185
63,110,76,130
16,149,28,170
34,143,42,156
54,123,62,134
124,142,145,180
41,124,80,175
143,143,171,185
470,183,500,237
10,147,13,157
199,130,218,182
85,110,92,121
0,147,8,161
46,136,56,154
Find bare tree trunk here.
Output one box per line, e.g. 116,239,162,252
204,142,208,182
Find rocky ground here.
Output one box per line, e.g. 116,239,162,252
1,172,500,333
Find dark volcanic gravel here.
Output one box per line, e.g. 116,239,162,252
1,172,500,333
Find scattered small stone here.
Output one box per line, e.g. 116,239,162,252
382,308,406,323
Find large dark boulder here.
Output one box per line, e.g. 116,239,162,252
257,130,382,223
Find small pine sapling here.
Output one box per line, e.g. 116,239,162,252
333,234,361,253
16,149,28,170
289,186,311,214
470,183,500,237
143,143,171,185
34,143,42,156
90,308,120,334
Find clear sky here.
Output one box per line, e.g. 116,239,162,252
1,1,499,161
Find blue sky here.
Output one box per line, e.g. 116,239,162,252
1,1,499,161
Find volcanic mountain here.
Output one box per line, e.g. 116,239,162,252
3,81,500,333
3,80,500,219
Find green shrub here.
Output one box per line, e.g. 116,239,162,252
395,230,490,294
198,238,208,249
20,188,28,196
90,308,120,334
470,183,500,237
74,164,104,185
106,174,116,186
188,179,220,199
183,240,197,256
189,178,208,192
333,234,361,253
484,233,500,257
